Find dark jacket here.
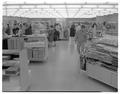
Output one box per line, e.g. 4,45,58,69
54,29,59,41
13,27,19,35
48,29,54,42
25,26,32,35
70,25,76,37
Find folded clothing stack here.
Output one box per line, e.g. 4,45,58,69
3,55,11,61
5,66,20,76
101,63,117,71
25,37,45,42
111,56,118,67
86,50,113,64
84,35,118,70
3,60,20,67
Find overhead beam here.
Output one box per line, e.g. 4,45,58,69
3,7,118,10
42,8,57,18
5,6,8,16
17,9,30,17
12,7,21,15
20,9,33,17
3,2,118,6
49,5,64,18
73,8,81,18
23,8,48,18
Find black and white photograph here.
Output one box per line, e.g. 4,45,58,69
1,0,119,92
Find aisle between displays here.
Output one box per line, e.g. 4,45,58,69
27,41,116,91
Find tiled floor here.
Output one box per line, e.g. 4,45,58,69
29,41,117,92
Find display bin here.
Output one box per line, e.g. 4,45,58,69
24,34,48,61
27,47,46,61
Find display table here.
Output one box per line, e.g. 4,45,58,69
24,34,48,61
79,35,118,89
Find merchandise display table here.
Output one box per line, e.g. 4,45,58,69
79,35,118,89
24,34,48,61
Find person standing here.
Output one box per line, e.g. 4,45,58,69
28,24,32,35
18,23,23,36
91,23,97,38
54,24,60,40
12,23,19,36
102,21,106,37
69,24,76,45
25,24,30,35
75,25,88,71
54,27,59,46
5,24,11,35
75,25,87,54
48,25,55,47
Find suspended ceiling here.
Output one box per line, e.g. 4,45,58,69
3,2,118,18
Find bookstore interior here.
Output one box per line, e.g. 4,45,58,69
2,0,118,92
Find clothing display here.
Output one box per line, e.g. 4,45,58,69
79,34,118,88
